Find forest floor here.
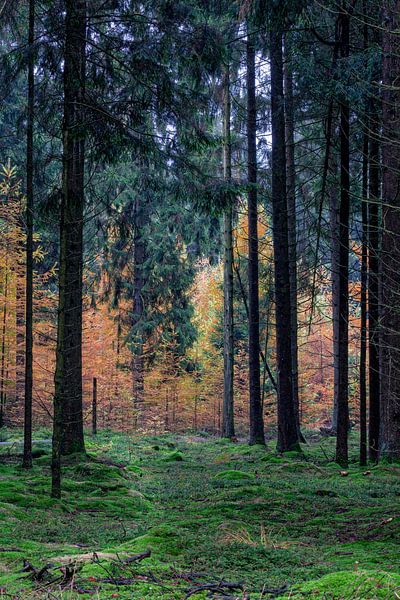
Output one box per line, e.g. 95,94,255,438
0,430,399,599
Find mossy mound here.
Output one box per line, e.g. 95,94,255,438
162,449,184,461
289,569,400,599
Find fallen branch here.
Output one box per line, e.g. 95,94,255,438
185,581,244,598
20,560,54,582
121,550,151,564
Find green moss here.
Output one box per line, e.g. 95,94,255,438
215,469,255,481
0,430,398,599
162,450,184,461
289,570,400,599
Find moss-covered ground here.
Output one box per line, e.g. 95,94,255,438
0,430,398,598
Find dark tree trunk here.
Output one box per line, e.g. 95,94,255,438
52,0,87,498
92,377,97,435
222,65,235,439
270,22,299,453
380,0,400,460
330,155,340,432
23,0,35,470
284,35,304,443
335,3,350,467
0,268,8,428
368,103,381,462
360,127,368,467
246,31,265,445
132,192,146,427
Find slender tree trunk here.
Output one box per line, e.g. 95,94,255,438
284,35,304,443
246,31,265,445
330,155,340,432
360,127,368,467
380,0,400,460
92,377,97,435
222,65,235,439
23,0,35,469
132,192,146,427
368,102,381,461
270,21,299,453
335,3,350,467
0,268,8,428
164,387,169,431
52,0,87,498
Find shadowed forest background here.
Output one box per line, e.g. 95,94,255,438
0,0,399,598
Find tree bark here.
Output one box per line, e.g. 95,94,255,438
360,125,368,467
132,191,146,427
368,102,381,461
222,65,235,439
0,268,8,428
92,377,97,435
52,0,87,497
335,3,350,467
379,0,400,460
246,30,265,445
23,0,35,470
270,21,299,452
284,35,304,443
330,154,340,432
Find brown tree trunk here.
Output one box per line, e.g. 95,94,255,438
52,0,87,497
222,65,235,439
380,0,400,460
335,3,350,467
270,20,299,452
246,30,265,445
23,0,35,469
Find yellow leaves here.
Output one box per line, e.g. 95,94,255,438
0,160,17,181
33,245,45,262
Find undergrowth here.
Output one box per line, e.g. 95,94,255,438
0,431,398,598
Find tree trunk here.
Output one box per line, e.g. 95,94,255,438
360,126,368,467
330,155,340,432
379,0,400,460
222,65,235,439
284,35,304,443
270,21,299,453
246,30,265,445
52,0,87,497
368,102,381,461
23,0,35,470
92,377,97,435
0,268,8,428
335,3,350,467
132,192,146,427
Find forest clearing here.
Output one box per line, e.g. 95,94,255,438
1,0,400,597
